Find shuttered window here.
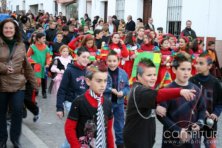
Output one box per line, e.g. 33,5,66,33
116,0,125,19
167,0,182,38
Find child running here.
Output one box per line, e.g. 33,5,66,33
50,45,72,96
27,32,51,98
65,61,114,148
104,50,130,148
157,54,206,148
123,58,197,148
189,53,222,147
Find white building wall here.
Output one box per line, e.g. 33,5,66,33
7,0,22,12
7,0,55,15
124,0,143,21
152,0,222,40
86,1,92,18
30,0,55,14
78,0,86,19
99,2,105,19
182,0,208,39
107,0,116,17
182,0,222,40
91,0,101,18
152,0,168,33
214,0,222,40
57,3,66,16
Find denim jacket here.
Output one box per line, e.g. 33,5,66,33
104,67,130,104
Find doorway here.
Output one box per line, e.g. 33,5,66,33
143,0,152,24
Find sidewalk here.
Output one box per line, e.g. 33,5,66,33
21,93,66,148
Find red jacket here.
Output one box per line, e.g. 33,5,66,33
68,35,84,50
140,43,155,52
109,43,129,58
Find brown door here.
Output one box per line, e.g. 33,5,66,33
104,1,108,23
143,0,152,24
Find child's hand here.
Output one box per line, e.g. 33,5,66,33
156,105,167,117
60,70,65,74
206,111,210,117
179,128,191,142
180,89,196,101
120,39,124,45
111,89,118,95
117,91,123,97
209,113,218,121
56,111,64,119
191,123,200,131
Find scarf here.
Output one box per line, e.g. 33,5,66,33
89,89,106,148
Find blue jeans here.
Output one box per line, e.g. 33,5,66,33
0,91,25,145
60,101,72,148
112,103,124,145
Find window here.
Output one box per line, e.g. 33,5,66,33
66,3,78,19
116,0,125,20
16,5,19,12
168,21,181,38
166,0,182,38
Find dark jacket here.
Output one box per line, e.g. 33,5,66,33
189,74,222,117
113,19,120,31
21,28,34,51
104,67,130,104
125,20,136,32
157,81,205,148
45,28,57,43
56,63,88,111
180,27,197,40
144,23,155,31
52,42,64,58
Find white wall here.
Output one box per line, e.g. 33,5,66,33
152,0,168,33
182,0,222,40
86,1,92,18
152,0,222,40
124,0,143,22
7,0,55,15
182,0,208,39
107,0,116,17
91,0,102,18
78,0,86,19
57,3,66,16
212,0,222,40
137,0,143,20
7,0,22,12
100,2,105,20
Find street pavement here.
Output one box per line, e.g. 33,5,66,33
6,92,222,148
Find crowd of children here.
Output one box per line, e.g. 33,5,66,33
2,11,222,148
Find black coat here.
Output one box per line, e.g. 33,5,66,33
45,28,57,42
21,29,34,51
125,20,136,32
144,23,155,31
181,27,197,40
